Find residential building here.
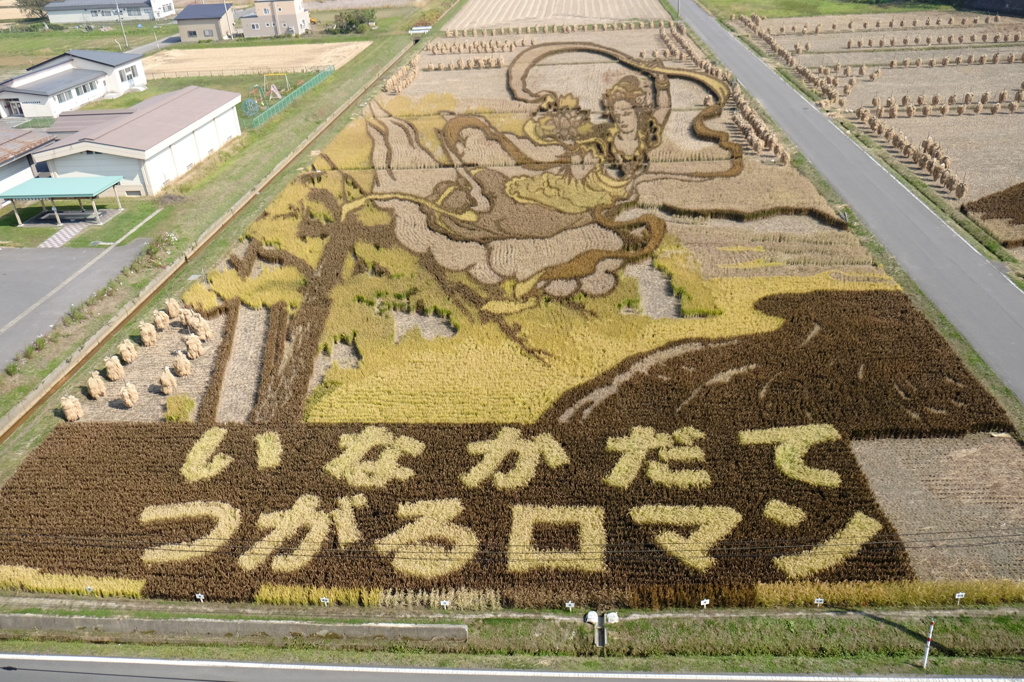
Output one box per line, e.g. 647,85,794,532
43,0,175,24
32,86,241,196
240,0,309,38
176,3,234,43
0,129,55,196
0,51,147,119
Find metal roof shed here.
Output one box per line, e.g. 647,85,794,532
0,175,123,226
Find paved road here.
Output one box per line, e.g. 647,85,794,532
1,656,1017,682
672,0,1024,404
0,240,149,367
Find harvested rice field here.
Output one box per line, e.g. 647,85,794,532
0,17,1020,608
445,0,670,31
731,10,1024,246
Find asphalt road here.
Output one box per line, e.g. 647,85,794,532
0,240,149,367
1,656,1015,682
672,0,1024,404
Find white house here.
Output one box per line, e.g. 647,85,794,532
43,0,175,24
240,0,310,38
0,51,147,120
33,86,242,196
0,129,55,197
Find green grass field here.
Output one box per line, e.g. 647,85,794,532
77,73,319,112
698,0,959,19
0,21,177,74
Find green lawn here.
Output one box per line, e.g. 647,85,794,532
698,0,959,19
61,199,161,247
0,207,55,247
77,73,319,112
0,21,178,73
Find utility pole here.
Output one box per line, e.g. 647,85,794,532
113,0,129,50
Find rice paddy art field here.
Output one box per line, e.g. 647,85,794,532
0,20,1020,608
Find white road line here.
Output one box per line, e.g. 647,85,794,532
0,655,1018,681
0,208,162,337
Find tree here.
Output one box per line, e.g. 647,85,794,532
15,0,49,20
329,9,375,35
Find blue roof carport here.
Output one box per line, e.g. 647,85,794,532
0,176,123,227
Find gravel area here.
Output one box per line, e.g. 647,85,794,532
78,317,225,422
851,434,1024,580
307,341,360,393
393,310,456,342
622,259,679,319
215,306,269,423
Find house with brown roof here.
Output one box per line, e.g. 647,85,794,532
33,86,241,196
176,3,235,43
0,129,56,198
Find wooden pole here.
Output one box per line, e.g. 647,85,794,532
12,201,22,226
114,185,122,210
52,198,61,226
91,198,100,223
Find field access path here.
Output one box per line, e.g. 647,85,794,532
674,0,1024,405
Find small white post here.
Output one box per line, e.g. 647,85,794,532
814,597,825,608
195,593,205,603
922,619,935,668
565,601,575,613
700,598,710,610
320,597,330,606
440,600,450,611
955,592,965,607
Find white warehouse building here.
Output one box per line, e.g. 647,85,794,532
43,0,175,24
33,86,242,196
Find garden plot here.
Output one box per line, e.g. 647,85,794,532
852,434,1024,580
142,42,371,77
0,24,1016,607
446,0,669,30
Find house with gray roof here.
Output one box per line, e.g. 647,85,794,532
33,86,242,196
0,129,56,198
0,50,147,120
43,0,175,24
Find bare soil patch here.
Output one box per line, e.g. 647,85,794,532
851,434,1024,580
215,306,269,423
142,42,372,77
447,0,669,31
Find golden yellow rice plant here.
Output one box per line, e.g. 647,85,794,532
164,394,195,422
739,424,842,488
507,505,607,574
375,499,479,579
205,266,306,312
180,427,232,482
238,494,333,573
763,499,807,527
774,512,883,579
0,564,143,598
255,584,382,606
756,580,1024,607
630,505,742,572
139,501,241,564
255,431,283,469
323,426,425,488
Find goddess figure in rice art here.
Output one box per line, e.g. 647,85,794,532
365,42,738,298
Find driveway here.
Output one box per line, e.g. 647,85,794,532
0,240,149,367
